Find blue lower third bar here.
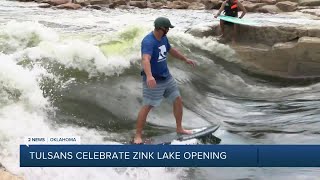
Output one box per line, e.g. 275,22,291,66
19,145,320,167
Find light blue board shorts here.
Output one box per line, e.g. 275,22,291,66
142,75,180,107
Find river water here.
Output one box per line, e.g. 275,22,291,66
0,1,319,179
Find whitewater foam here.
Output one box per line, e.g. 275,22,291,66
3,22,147,78
0,20,59,53
169,31,238,63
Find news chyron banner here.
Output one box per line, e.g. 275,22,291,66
20,137,320,167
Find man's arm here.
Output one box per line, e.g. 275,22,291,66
142,54,152,77
169,48,196,67
214,2,226,18
169,48,188,62
142,54,157,88
238,2,247,18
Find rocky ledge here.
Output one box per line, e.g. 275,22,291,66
17,0,320,15
188,21,320,79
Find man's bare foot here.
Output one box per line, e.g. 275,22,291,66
176,128,193,135
133,136,143,144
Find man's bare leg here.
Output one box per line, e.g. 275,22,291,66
173,96,192,134
232,24,238,44
219,20,225,38
133,105,153,144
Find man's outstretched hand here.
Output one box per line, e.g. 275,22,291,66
186,59,196,67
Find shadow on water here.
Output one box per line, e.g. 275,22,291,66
54,97,174,134
241,68,320,87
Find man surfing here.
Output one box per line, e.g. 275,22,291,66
133,17,196,144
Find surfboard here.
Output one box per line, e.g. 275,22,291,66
218,15,259,26
130,125,221,145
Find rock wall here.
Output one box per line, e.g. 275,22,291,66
17,0,320,15
188,24,320,78
234,37,320,78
